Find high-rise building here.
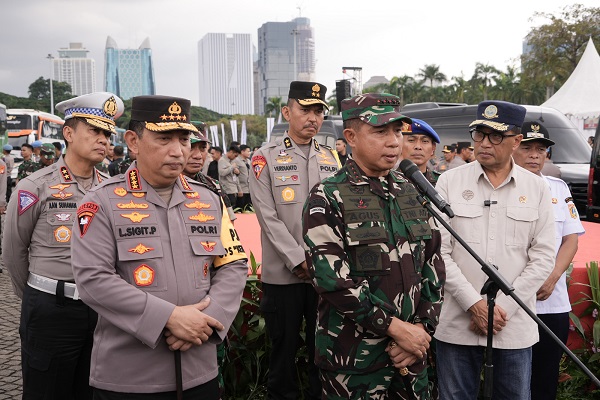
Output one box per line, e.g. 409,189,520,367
104,36,155,100
198,33,254,115
257,17,316,115
53,43,96,96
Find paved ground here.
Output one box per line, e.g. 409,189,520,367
0,264,23,399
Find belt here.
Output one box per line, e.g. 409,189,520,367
27,273,80,300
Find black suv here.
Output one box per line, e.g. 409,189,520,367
401,102,592,216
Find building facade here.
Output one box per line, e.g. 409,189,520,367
53,43,96,96
257,17,316,115
104,36,156,100
198,33,254,115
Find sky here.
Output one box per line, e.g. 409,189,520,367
0,0,596,109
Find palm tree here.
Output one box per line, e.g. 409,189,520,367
417,64,447,101
265,97,283,119
472,63,500,101
489,66,521,102
449,75,470,103
389,75,412,106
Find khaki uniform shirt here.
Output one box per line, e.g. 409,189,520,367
235,156,250,194
0,159,7,207
3,156,108,298
434,161,556,349
3,154,14,174
447,157,466,170
71,163,248,393
250,134,341,285
218,157,238,195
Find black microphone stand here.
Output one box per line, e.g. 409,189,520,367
414,194,600,399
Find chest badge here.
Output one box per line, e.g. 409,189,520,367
133,264,155,286
54,226,72,243
201,241,216,252
519,196,527,204
117,200,149,209
114,187,127,197
282,187,295,202
189,212,215,222
54,213,71,222
128,244,155,255
121,212,150,223
186,192,200,199
132,192,146,198
185,201,211,210
50,184,73,200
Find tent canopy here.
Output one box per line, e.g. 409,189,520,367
542,38,600,119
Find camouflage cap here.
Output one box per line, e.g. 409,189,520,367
341,93,411,127
190,131,209,144
40,143,56,159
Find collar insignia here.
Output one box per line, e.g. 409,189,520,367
283,137,293,149
128,169,142,191
60,166,73,182
180,174,192,191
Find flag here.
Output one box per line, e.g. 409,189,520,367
210,125,219,147
221,123,226,148
230,120,238,142
277,111,282,124
240,120,247,145
266,117,275,143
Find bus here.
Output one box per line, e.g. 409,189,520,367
0,103,7,147
6,109,65,150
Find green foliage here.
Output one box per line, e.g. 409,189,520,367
557,261,600,398
28,76,72,105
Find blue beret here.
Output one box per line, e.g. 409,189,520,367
32,140,43,148
3,144,13,151
402,118,440,143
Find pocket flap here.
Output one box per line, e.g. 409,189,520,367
451,203,483,218
507,206,539,222
189,238,226,256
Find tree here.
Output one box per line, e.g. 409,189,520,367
489,66,521,102
389,75,412,106
472,63,500,101
417,64,447,101
521,4,600,101
28,76,73,106
265,97,283,119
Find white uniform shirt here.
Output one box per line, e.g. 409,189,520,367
434,161,556,349
536,175,585,314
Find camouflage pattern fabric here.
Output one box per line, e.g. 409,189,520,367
320,366,428,400
302,159,445,399
193,172,233,211
424,168,440,187
17,160,41,180
95,161,109,174
117,157,132,175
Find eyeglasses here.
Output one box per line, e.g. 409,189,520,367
471,129,518,145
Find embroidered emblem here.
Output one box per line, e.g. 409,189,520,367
201,241,216,252
77,202,99,237
159,102,186,121
185,201,211,210
117,200,149,209
54,225,72,243
114,187,127,197
252,155,267,179
60,166,73,182
310,207,325,215
282,187,295,202
483,105,499,119
186,192,200,199
103,96,118,116
0,165,5,174
180,174,192,191
128,243,155,255
401,121,412,133
54,213,71,222
312,84,321,98
278,150,288,157
189,212,215,222
18,190,39,215
128,169,141,191
133,264,155,286
519,196,527,204
318,152,336,165
568,203,578,219
132,192,145,198
283,137,293,149
276,175,293,182
51,185,74,199
203,262,209,277
121,212,150,223
462,190,475,201
276,154,293,164
552,198,558,204
356,198,368,209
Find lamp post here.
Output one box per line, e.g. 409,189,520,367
46,54,54,113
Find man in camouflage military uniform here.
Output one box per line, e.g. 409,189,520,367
16,143,38,183
250,81,340,400
38,143,57,169
3,92,123,400
400,118,441,186
303,93,445,400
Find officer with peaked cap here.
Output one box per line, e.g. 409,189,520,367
512,121,585,400
400,118,442,185
434,101,556,399
3,91,123,400
250,81,340,399
303,93,444,399
71,95,248,399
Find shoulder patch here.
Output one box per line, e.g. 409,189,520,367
18,190,39,215
77,202,100,237
308,197,327,209
252,155,267,179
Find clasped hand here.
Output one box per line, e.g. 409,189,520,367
386,319,431,369
164,297,224,352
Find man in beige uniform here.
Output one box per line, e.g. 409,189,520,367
434,100,556,399
250,81,340,399
71,95,248,399
3,92,123,400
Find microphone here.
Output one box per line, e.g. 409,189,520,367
399,159,455,218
